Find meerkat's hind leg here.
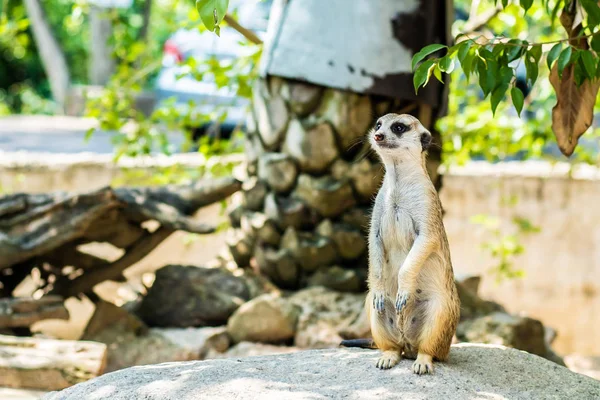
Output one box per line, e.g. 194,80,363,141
412,353,434,374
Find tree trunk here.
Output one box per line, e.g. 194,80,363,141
23,0,71,110
226,1,449,292
89,6,116,85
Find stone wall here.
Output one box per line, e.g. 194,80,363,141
2,155,599,356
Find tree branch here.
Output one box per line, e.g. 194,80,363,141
224,14,263,45
461,5,502,35
48,227,174,298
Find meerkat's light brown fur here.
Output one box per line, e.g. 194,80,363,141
365,113,460,374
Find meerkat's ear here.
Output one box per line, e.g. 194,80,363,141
420,130,432,152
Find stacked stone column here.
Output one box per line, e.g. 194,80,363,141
226,76,418,292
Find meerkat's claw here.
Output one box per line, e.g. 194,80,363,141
373,291,385,314
376,351,401,370
395,291,409,313
412,354,434,375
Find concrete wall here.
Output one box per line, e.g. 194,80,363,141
2,156,598,356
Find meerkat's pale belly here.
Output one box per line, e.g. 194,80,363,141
379,204,417,291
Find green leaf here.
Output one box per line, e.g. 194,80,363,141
492,43,506,57
520,0,533,13
511,86,525,117
439,55,455,73
411,44,447,71
525,58,539,86
592,35,600,53
529,44,542,64
491,84,509,115
581,0,600,27
547,43,562,70
457,40,472,63
413,59,436,93
581,51,597,79
506,40,524,62
85,128,95,142
557,46,573,78
477,59,498,97
501,0,509,8
433,65,444,83
461,49,476,77
196,0,229,33
574,61,586,86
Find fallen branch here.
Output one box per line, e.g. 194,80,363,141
0,296,69,328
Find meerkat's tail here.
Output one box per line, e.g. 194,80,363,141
339,339,377,349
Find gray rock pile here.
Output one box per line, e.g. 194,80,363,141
227,78,388,291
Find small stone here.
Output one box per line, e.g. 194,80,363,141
225,228,255,268
283,120,338,174
308,266,362,292
264,193,319,230
316,220,367,260
331,158,383,202
136,265,251,328
258,153,298,193
84,303,230,372
317,90,373,154
240,212,281,246
241,178,267,211
341,207,371,232
227,205,244,228
455,273,482,295
293,174,356,218
253,79,289,150
227,293,301,344
282,81,324,116
205,341,300,360
456,312,561,363
280,227,337,272
290,286,366,348
255,245,300,289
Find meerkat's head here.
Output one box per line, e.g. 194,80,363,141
369,113,432,164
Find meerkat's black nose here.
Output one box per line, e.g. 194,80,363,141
374,133,385,142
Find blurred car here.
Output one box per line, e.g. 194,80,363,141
154,0,273,139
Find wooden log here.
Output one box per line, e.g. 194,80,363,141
0,334,107,391
0,296,69,328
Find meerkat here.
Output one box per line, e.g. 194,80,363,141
341,113,460,375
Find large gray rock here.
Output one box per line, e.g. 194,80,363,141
137,265,250,327
317,90,373,153
331,158,383,202
293,174,356,218
240,211,281,247
316,219,367,260
308,266,362,293
264,193,319,230
255,246,299,289
258,153,298,193
281,80,323,116
253,80,289,150
283,120,338,174
43,345,600,400
280,227,337,272
227,293,301,344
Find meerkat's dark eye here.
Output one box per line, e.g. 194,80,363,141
391,123,408,135
375,121,382,130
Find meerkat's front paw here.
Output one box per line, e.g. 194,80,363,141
395,290,410,313
412,353,434,375
376,351,401,370
372,291,385,314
